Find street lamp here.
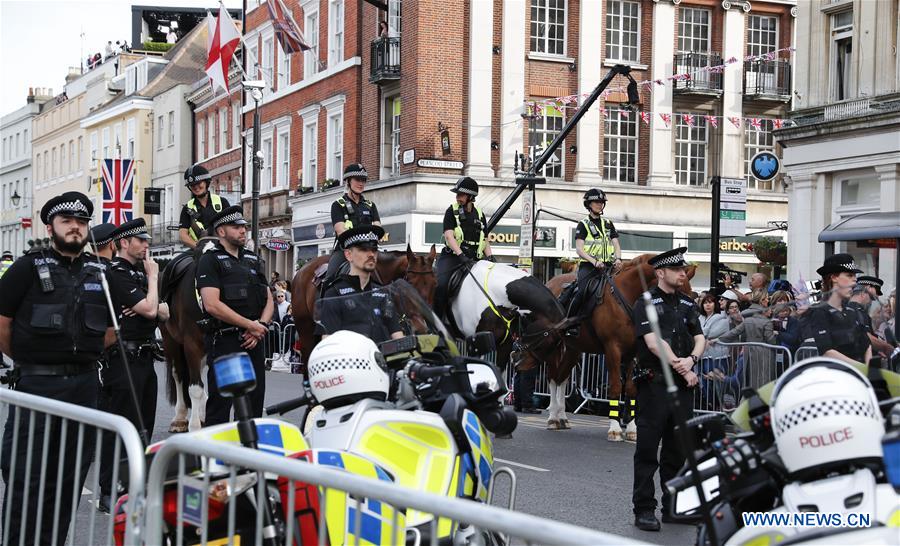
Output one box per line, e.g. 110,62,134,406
243,80,265,252
10,190,21,207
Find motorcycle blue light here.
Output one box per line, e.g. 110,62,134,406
213,352,256,396
883,431,900,493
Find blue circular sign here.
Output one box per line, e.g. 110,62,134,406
750,151,780,182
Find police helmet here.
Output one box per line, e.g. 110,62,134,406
451,177,479,197
184,164,211,188
583,188,607,209
308,331,389,408
343,163,368,183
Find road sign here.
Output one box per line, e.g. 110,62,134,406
720,178,747,203
518,189,534,273
20,217,32,229
718,178,747,237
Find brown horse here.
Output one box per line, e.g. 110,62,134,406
159,238,218,433
522,254,695,440
290,244,437,365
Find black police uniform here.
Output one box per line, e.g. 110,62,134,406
631,284,701,520
316,275,401,343
0,192,108,545
98,251,159,499
434,204,489,320
324,193,381,282
801,302,870,363
571,216,619,314
196,238,269,425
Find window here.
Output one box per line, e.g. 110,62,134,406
744,123,775,191
198,118,206,160
233,102,241,148
1,138,5,162
127,118,135,159
43,151,48,179
208,114,216,156
262,136,273,190
528,105,564,178
15,133,20,157
157,115,164,150
304,8,320,77
90,131,98,162
114,123,122,159
329,0,344,66
302,120,317,189
327,111,343,181
277,131,290,188
52,147,57,177
60,143,66,175
746,15,779,92
277,44,291,90
388,96,401,176
262,36,275,92
77,136,83,169
249,43,259,79
832,12,853,101
530,0,566,55
603,106,638,183
675,113,708,186
677,7,710,54
35,156,40,181
606,0,640,63
219,108,228,151
23,130,27,153
102,127,110,159
69,140,75,172
168,111,175,145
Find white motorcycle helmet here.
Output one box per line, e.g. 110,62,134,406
770,357,884,477
307,330,390,408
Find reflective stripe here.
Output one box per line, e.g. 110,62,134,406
451,203,486,259
185,194,223,240
579,217,615,262
0,260,11,279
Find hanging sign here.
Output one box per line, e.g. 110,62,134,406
144,188,162,215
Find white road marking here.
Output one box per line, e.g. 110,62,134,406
494,458,550,472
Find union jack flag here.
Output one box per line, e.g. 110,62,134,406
659,113,672,127
101,159,135,226
705,115,719,128
749,117,763,130
682,113,695,127
266,0,311,53
639,111,651,125
771,118,785,130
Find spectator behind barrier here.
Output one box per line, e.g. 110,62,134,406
715,290,778,391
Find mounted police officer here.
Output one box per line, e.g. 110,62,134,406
800,254,871,364
323,163,381,287
196,205,273,425
631,247,704,532
89,222,118,262
0,250,13,278
434,177,496,322
0,191,113,545
316,225,403,342
567,189,622,320
97,218,169,512
179,163,230,249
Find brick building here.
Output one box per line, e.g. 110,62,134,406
245,0,799,287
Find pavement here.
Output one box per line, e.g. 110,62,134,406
3,361,699,545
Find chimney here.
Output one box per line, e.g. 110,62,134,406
65,66,81,84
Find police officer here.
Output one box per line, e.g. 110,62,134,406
89,222,118,262
569,189,622,318
851,276,894,358
0,250,13,278
801,254,871,364
179,164,230,249
323,163,382,287
434,177,495,321
0,191,113,545
195,206,273,424
316,225,403,342
96,218,169,512
631,247,704,532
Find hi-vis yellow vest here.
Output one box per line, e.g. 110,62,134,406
186,193,223,240
579,217,615,262
0,259,12,279
452,203,486,259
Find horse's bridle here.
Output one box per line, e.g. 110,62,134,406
514,317,570,367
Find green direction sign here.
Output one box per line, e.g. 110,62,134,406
720,210,746,221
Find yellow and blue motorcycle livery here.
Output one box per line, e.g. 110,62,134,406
273,280,519,545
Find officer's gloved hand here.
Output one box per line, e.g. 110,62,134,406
458,253,473,266
486,255,497,263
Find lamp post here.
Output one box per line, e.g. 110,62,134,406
245,85,264,252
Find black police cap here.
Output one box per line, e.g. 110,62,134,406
816,253,863,277
40,191,93,225
338,225,384,250
211,205,248,229
648,247,689,269
112,218,152,241
90,223,118,246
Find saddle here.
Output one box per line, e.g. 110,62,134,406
312,262,329,287
160,238,217,302
442,266,471,337
559,270,611,319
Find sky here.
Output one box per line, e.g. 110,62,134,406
0,0,241,116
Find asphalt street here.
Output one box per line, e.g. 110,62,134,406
5,361,697,545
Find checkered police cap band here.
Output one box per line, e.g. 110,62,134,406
94,236,114,246
343,167,368,180
455,187,477,196
187,172,211,184
653,252,686,267
344,232,380,246
213,212,244,228
113,226,148,241
774,398,877,435
48,200,89,218
857,278,881,287
841,262,859,271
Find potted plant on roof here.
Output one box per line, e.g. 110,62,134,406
321,178,341,191
754,236,787,266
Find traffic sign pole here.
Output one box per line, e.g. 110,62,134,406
710,176,721,291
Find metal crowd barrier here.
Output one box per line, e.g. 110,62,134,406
263,322,301,371
696,341,793,414
0,387,146,545
144,434,648,546
573,353,610,413
794,344,819,363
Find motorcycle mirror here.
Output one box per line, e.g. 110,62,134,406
882,430,900,493
213,352,257,398
466,332,495,356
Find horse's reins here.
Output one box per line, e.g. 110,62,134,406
456,261,517,344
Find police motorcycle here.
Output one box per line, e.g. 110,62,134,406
113,352,409,546
665,357,900,546
267,281,519,545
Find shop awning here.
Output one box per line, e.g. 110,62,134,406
818,211,900,243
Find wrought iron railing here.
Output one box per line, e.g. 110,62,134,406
370,37,401,82
148,221,182,246
744,60,791,97
673,52,723,93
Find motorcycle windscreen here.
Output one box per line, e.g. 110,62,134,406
672,457,721,515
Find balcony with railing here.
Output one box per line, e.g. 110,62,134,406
744,60,791,100
370,37,400,83
673,52,723,95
